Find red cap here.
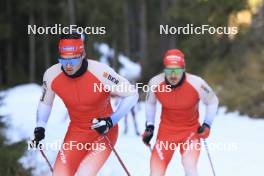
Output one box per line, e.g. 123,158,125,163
163,49,185,68
58,39,84,55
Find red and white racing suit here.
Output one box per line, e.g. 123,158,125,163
146,73,219,176
36,59,138,175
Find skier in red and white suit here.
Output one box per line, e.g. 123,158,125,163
142,49,219,176
32,33,138,176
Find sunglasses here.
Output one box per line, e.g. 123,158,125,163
164,68,185,75
58,56,81,67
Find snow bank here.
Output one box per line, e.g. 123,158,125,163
1,84,264,176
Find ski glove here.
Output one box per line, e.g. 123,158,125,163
32,127,45,147
197,123,210,139
142,124,154,146
91,117,113,135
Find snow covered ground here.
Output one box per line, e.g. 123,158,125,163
1,84,264,176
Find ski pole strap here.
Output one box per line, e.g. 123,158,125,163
203,139,216,176
103,135,131,176
39,149,53,172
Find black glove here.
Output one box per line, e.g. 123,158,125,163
142,124,154,146
197,123,210,139
91,117,113,135
32,127,45,147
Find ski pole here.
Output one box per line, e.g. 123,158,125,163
103,135,131,176
30,139,53,172
147,144,152,153
203,139,216,176
142,142,152,153
39,148,53,172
